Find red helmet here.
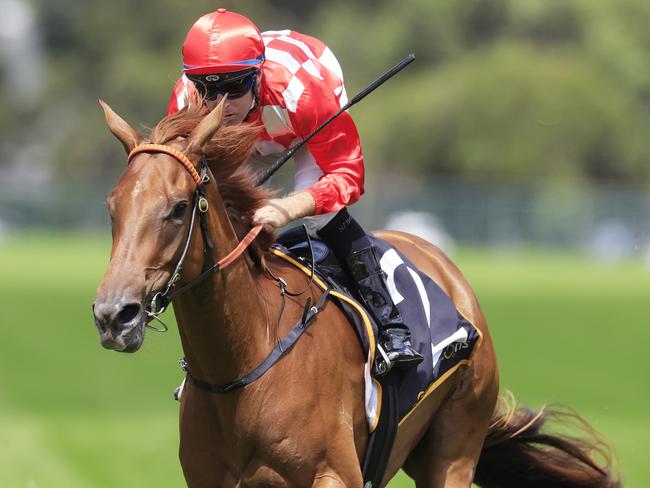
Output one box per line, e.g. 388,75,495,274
182,9,265,75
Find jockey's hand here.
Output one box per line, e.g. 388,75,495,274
252,200,291,230
253,191,316,231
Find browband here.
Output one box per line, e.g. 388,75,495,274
128,143,203,186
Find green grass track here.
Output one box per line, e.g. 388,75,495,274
0,234,647,487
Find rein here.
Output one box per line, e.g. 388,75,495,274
127,143,263,329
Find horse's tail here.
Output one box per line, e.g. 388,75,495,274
474,392,622,488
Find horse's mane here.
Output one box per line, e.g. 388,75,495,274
149,103,275,267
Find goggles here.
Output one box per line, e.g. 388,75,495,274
187,69,257,101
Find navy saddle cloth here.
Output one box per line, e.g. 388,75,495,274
274,226,481,423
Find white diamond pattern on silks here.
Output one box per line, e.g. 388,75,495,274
262,32,344,114
318,47,344,81
300,58,323,80
265,46,302,74
282,75,305,113
262,30,292,44
276,34,320,61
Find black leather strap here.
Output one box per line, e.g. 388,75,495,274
184,288,330,394
362,373,401,487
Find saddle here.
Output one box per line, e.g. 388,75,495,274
275,225,351,289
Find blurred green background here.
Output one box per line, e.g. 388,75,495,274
1,0,649,486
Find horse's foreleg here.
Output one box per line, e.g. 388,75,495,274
404,354,498,488
178,389,231,487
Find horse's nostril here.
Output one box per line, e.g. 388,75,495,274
117,303,141,325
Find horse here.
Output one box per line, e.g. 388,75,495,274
93,98,621,488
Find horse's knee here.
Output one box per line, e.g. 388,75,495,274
312,472,356,488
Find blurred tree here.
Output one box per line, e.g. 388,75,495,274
456,0,510,47
3,0,649,189
509,0,583,45
356,43,650,184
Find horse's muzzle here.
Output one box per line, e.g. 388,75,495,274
92,300,145,352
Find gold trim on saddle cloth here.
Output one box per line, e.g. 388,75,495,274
398,313,484,427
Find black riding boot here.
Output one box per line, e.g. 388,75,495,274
318,209,424,376
346,246,424,375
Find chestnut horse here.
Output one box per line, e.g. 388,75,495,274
93,99,620,488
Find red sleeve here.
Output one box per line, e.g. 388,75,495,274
291,80,365,215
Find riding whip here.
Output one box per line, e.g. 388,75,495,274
254,53,416,186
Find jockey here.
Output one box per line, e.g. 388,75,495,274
168,8,423,374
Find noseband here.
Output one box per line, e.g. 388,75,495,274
127,143,263,330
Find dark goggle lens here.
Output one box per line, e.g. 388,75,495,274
192,74,256,100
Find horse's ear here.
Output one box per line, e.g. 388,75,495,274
185,98,226,164
99,99,144,155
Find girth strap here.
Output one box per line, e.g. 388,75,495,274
361,374,400,488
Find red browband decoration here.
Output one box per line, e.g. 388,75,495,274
128,144,203,186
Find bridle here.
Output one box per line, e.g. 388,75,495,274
126,143,263,331
124,142,331,394
125,143,328,395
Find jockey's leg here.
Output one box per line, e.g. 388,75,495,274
313,208,424,374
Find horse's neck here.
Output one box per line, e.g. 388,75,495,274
173,183,271,385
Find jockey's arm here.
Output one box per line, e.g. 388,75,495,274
253,191,316,230
253,80,365,230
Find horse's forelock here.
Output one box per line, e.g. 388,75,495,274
148,104,275,264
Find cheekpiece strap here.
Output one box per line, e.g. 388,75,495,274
128,143,203,186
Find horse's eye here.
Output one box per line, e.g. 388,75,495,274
168,201,188,221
